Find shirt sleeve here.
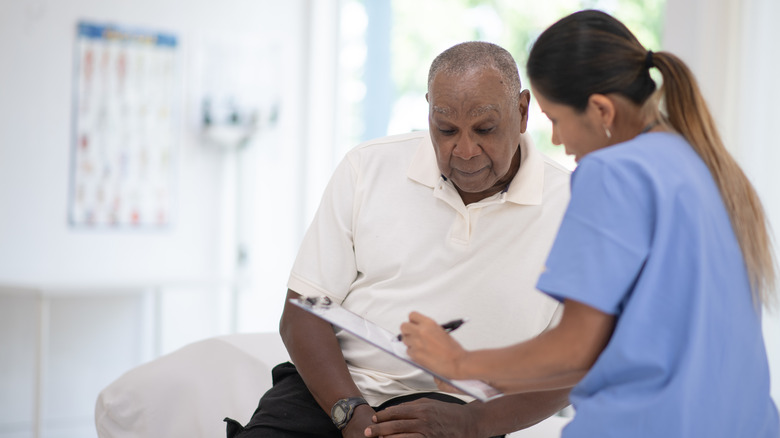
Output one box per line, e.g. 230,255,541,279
287,154,359,303
536,156,653,315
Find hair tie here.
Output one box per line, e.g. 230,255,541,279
645,50,655,69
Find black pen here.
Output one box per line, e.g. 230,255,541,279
396,318,468,341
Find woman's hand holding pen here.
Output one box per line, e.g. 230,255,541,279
400,311,469,380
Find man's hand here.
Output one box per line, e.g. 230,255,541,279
363,399,477,438
342,405,377,438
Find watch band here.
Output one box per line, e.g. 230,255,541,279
330,396,368,430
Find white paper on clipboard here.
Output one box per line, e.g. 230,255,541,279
290,297,503,402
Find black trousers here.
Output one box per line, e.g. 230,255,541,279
225,362,505,438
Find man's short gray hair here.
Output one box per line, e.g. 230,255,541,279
428,41,522,104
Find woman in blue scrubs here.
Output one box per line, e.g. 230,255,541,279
399,9,779,437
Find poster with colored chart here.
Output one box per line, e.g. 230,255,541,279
69,22,178,228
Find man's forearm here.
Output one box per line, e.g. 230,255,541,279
279,289,364,413
467,388,571,437
279,290,378,437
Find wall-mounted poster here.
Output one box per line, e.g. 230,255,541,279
69,22,178,228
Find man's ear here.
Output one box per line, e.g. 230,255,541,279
518,89,531,133
587,94,615,128
425,92,429,103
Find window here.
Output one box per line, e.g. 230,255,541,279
338,0,666,169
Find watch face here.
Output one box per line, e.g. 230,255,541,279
333,405,347,423
332,397,366,429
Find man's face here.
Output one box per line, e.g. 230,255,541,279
427,69,529,201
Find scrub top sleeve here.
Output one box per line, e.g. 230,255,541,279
288,155,360,303
537,157,653,315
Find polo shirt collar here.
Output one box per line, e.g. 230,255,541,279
407,132,545,205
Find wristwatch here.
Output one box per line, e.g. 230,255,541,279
330,397,368,430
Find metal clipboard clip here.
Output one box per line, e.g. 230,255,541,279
300,296,333,309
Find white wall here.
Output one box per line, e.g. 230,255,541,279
234,0,342,334
734,0,780,408
0,1,309,437
0,0,305,286
665,0,780,406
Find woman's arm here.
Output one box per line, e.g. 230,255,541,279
401,299,615,394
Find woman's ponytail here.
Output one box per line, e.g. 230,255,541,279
653,51,776,307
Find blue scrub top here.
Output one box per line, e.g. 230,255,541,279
537,133,779,437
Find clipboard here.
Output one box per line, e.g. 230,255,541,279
290,296,503,402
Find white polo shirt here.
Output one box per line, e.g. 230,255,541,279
288,131,570,406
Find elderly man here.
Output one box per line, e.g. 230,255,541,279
226,41,572,438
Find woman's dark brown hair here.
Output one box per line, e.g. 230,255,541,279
527,9,776,307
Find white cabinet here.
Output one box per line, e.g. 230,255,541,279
0,282,233,438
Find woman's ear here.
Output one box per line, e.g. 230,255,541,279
587,94,616,128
